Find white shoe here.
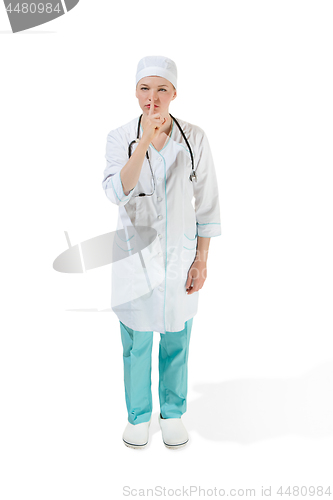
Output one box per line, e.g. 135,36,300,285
158,414,189,449
122,418,151,449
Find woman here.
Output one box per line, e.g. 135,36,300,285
102,56,221,449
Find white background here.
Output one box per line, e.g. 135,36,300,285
1,0,333,498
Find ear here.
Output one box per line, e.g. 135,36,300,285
171,90,177,101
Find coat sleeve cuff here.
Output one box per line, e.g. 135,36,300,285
196,222,221,238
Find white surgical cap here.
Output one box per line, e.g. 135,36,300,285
136,55,177,89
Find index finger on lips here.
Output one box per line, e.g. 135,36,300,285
149,97,154,115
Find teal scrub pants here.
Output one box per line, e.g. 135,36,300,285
119,318,193,425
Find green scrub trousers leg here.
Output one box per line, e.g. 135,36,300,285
159,318,193,419
119,321,154,425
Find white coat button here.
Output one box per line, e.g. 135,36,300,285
158,157,162,162
158,286,164,292
157,196,162,202
157,215,163,220
158,252,162,256
158,234,162,239
158,177,163,182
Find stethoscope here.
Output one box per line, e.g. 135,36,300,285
128,113,197,197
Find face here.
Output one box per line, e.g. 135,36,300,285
135,76,177,116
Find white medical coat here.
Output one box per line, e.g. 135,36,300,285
102,116,221,333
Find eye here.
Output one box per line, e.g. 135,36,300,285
141,87,148,91
159,89,167,92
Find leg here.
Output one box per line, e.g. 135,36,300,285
158,318,193,419
119,321,154,425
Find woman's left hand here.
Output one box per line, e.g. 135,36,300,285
185,259,207,294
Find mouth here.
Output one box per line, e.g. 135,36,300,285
146,104,158,109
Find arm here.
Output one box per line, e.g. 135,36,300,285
102,130,152,206
195,236,211,262
102,105,167,206
185,129,221,294
121,99,167,194
120,135,151,194
193,129,221,238
102,130,138,207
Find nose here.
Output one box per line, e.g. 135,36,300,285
149,91,157,102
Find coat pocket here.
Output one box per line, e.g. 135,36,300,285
183,231,198,251
182,231,197,278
